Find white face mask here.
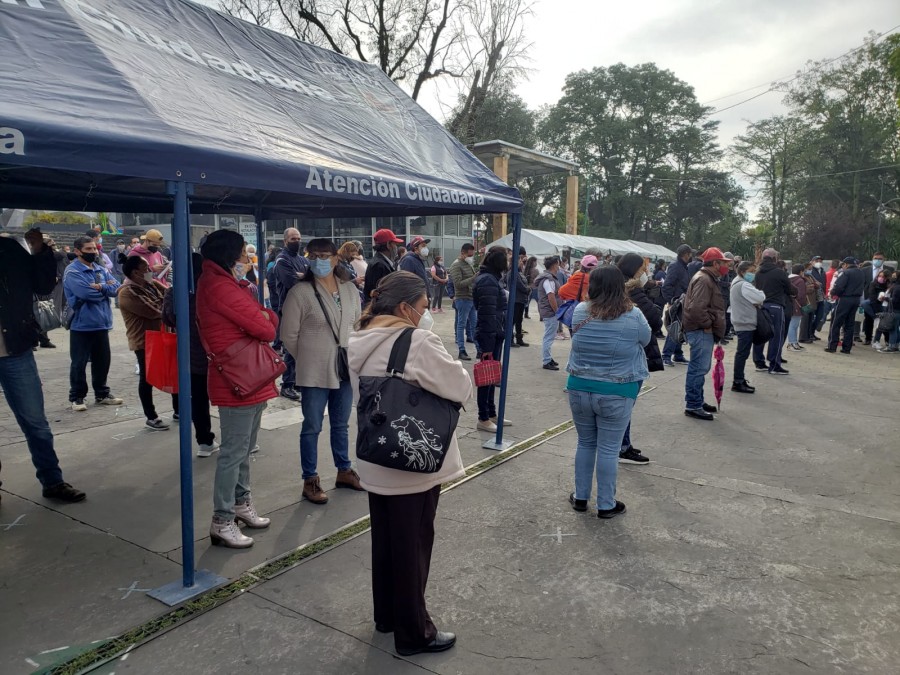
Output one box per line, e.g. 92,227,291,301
814,262,823,269
143,272,154,283
465,256,475,265
410,306,434,332
419,247,429,258
639,272,649,285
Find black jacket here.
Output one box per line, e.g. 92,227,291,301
754,261,796,309
629,285,663,334
831,265,865,299
472,268,507,354
363,252,395,304
273,248,310,312
662,257,690,304
504,267,530,305
0,238,57,356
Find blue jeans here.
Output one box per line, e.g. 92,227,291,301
684,330,714,410
215,402,265,519
0,351,64,488
662,332,684,360
542,315,557,364
787,315,801,344
299,381,352,480
454,299,478,354
569,390,634,510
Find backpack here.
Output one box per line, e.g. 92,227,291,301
663,293,686,345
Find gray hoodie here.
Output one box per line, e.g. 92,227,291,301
730,275,766,332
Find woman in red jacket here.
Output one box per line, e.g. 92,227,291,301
197,230,279,549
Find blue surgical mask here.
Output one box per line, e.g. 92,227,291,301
744,272,755,283
311,258,332,278
873,259,883,268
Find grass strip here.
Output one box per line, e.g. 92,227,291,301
49,421,574,675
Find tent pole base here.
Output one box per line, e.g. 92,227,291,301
147,569,226,607
482,438,514,451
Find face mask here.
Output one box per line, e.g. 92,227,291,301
81,252,97,264
718,264,729,277
814,262,822,269
873,259,883,268
117,244,126,252
410,306,434,332
311,258,332,278
143,272,154,283
744,272,755,283
148,245,159,253
234,263,246,278
419,247,429,258
286,241,301,254
639,272,649,285
465,256,475,265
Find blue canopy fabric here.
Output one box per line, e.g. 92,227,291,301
0,0,522,217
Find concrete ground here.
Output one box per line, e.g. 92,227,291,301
1,309,898,674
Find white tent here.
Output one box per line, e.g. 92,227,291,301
489,229,678,261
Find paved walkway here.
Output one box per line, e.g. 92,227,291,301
1,312,898,674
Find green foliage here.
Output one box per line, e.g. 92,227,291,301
23,211,91,226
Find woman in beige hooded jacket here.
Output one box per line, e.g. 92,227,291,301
349,271,472,657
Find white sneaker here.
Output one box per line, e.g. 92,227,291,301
71,399,87,412
209,517,253,548
476,420,498,432
250,444,260,455
234,497,270,529
490,417,512,427
146,418,170,430
96,395,124,405
134,362,140,375
197,440,220,458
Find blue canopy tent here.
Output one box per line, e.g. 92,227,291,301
1,0,523,602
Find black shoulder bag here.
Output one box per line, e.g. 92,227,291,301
356,328,462,473
310,282,350,382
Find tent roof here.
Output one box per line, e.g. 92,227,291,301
0,0,522,218
489,229,677,260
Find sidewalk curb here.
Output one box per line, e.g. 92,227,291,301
47,421,575,675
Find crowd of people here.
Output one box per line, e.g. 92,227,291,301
1,222,897,657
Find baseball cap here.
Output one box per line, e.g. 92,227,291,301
373,228,403,245
762,247,778,259
141,229,165,244
810,255,822,261
842,256,857,264
408,235,431,249
723,251,734,260
700,247,728,263
580,255,599,269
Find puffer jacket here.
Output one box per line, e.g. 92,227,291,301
559,270,590,302
196,260,279,407
682,267,726,340
472,268,507,354
626,279,662,334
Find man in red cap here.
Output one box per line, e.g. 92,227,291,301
681,247,729,420
363,228,403,304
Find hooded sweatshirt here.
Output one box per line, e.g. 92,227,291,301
348,315,473,495
127,244,169,287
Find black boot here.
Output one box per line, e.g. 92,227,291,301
516,337,529,347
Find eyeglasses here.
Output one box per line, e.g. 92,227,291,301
308,252,332,260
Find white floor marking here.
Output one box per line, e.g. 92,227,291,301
539,526,576,544
118,581,151,599
0,514,26,531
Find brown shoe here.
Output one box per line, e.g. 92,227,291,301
302,476,328,504
335,468,365,491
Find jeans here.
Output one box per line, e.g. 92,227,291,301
828,297,860,352
476,342,503,421
69,329,112,402
454,299,478,354
214,402,265,519
733,330,754,383
684,330,714,410
787,315,801,344
0,351,64,488
542,315,558,364
662,332,684,360
299,381,353,480
431,283,445,310
569,390,634,510
752,303,784,370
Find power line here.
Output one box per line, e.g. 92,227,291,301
706,23,900,115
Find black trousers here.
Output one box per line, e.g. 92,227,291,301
172,373,216,446
733,330,754,383
828,297,860,352
512,302,525,340
69,330,111,402
134,349,169,420
368,486,440,652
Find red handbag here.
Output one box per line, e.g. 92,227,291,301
473,354,502,387
197,316,286,399
145,327,179,394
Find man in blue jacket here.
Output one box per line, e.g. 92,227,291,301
63,236,122,411
661,244,693,366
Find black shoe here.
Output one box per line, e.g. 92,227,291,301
510,342,519,348
280,386,300,401
516,340,529,347
824,347,837,353
863,339,872,346
663,358,674,367
769,366,789,375
375,623,393,633
702,402,718,413
840,349,852,354
672,356,689,364
42,482,86,503
619,447,650,464
466,338,475,344
458,352,471,361
396,631,457,656
549,359,559,366
569,491,587,512
40,341,56,348
685,408,714,421
779,358,788,364
754,362,769,371
542,362,559,371
731,381,755,394
597,501,626,519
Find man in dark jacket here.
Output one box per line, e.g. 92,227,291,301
273,228,309,401
752,248,795,374
826,257,866,354
506,246,530,347
681,247,729,420
661,244,693,365
0,229,85,503
808,255,828,339
363,228,403,305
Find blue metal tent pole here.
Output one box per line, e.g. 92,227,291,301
149,181,226,606
483,212,522,451
254,208,265,305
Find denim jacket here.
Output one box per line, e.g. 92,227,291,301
566,304,650,383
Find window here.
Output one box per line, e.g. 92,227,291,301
422,216,440,236
333,218,372,239
460,214,473,237
443,214,459,237
298,218,333,239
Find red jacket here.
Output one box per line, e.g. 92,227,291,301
558,270,590,301
196,260,279,407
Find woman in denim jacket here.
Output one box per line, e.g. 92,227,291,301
566,266,650,519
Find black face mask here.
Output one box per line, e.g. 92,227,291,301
81,252,97,264
147,245,159,253
286,241,301,254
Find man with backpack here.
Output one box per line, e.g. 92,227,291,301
661,244,693,366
